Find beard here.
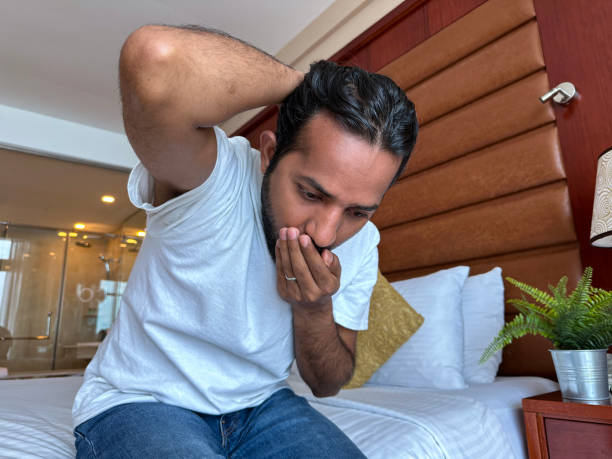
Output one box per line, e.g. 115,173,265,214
261,171,279,261
260,168,329,261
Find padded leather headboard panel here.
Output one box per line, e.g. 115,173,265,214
373,0,583,379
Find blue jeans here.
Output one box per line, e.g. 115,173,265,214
74,388,365,458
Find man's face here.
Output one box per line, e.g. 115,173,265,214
260,112,401,259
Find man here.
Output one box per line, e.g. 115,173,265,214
72,24,417,458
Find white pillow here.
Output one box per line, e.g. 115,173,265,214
367,266,470,389
462,267,505,384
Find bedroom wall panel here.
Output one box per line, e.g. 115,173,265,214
379,0,536,90
403,71,555,177
386,242,582,302
373,125,565,227
379,182,577,272
406,20,544,125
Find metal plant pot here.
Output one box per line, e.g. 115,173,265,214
550,349,610,403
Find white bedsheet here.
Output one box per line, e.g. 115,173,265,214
287,374,558,459
0,375,557,458
0,375,82,458
440,376,559,458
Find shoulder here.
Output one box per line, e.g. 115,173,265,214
334,221,379,273
339,221,380,255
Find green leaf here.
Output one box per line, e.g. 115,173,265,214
505,277,556,311
507,298,554,320
480,314,554,363
567,266,593,309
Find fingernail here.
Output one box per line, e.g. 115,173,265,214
288,228,298,240
299,235,309,248
280,228,287,240
323,250,332,266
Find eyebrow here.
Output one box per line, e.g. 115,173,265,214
298,176,380,212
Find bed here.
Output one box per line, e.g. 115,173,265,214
0,373,558,459
0,0,590,457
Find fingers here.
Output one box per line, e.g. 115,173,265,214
276,227,340,306
299,236,339,292
278,228,303,299
278,228,295,279
323,249,341,278
286,229,317,291
275,242,287,298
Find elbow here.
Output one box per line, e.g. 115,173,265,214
119,25,177,104
310,371,352,398
121,25,176,70
312,386,341,398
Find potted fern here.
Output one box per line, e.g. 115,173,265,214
480,267,612,402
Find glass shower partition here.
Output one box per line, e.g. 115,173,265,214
53,231,121,370
0,224,65,373
0,224,136,374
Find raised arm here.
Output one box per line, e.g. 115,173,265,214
119,25,303,204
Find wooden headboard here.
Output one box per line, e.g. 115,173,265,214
234,0,606,380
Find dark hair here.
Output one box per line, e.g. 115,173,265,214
269,60,418,185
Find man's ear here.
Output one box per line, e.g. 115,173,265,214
259,130,277,174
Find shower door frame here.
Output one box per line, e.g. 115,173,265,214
0,222,120,371
50,230,70,370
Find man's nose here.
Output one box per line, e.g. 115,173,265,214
306,208,342,249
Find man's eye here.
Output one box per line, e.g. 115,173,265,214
350,210,369,219
299,186,320,201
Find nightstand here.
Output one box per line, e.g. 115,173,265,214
522,391,612,459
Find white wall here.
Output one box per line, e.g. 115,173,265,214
1,0,404,167
0,104,137,170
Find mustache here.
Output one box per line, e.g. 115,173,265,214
313,242,328,255
299,235,329,255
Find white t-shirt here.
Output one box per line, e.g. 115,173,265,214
72,127,380,428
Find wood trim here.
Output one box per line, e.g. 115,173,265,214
523,391,612,458
328,0,429,63
523,411,544,459
233,0,488,139
536,413,549,458
534,0,612,289
523,391,612,421
331,0,490,71
233,106,278,142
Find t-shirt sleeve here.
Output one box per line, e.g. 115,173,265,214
331,222,380,331
127,126,255,237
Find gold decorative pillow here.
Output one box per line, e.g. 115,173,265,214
343,270,424,389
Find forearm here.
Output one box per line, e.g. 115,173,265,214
120,24,303,126
292,301,354,397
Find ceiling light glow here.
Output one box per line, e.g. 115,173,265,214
101,195,116,203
